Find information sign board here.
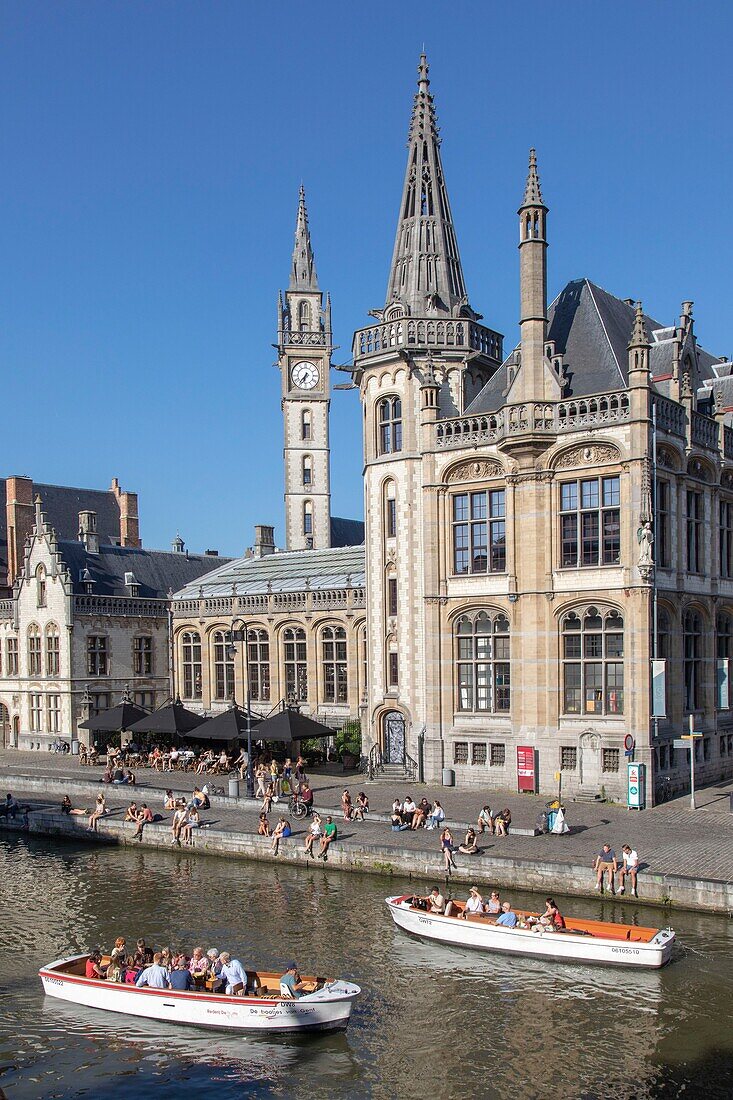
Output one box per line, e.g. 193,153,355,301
517,746,537,793
627,762,646,809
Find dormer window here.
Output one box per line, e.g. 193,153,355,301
124,571,141,598
79,569,95,595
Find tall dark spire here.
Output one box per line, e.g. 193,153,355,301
289,185,319,292
384,54,471,317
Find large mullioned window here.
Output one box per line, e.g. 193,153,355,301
213,630,235,701
452,490,506,574
247,629,270,702
322,626,348,703
284,627,308,702
455,612,510,712
181,631,202,699
377,397,402,455
560,477,621,568
562,609,624,715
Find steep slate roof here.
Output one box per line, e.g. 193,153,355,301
0,478,123,582
466,279,724,415
173,544,366,601
330,517,365,546
58,542,231,598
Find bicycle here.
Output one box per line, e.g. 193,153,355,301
289,793,312,819
654,775,673,804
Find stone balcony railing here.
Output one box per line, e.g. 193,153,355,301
73,595,169,618
0,599,13,619
652,394,686,437
278,329,328,347
353,316,503,364
691,409,719,451
435,391,631,449
173,586,366,620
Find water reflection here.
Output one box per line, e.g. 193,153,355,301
1,833,733,1099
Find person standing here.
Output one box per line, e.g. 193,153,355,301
593,843,618,894
618,845,639,897
440,826,458,874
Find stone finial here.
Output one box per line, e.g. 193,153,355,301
520,148,545,209
628,301,649,349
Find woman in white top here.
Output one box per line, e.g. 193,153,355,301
304,813,322,856
87,793,107,832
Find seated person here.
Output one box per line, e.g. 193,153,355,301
168,959,194,991
485,891,501,914
60,795,87,816
401,796,417,825
123,955,141,984
543,897,566,929
447,885,484,918
279,962,305,999
188,947,209,985
270,817,292,854
477,805,493,834
85,951,106,980
300,782,314,808
136,952,169,988
426,801,445,830
218,952,247,995
494,808,512,836
123,802,138,822
304,813,322,854
458,827,479,854
391,811,409,832
423,887,445,915
411,798,430,829
164,789,176,811
318,816,338,861
353,792,369,821
258,812,271,836
495,902,518,927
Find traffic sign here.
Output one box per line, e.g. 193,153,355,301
624,734,635,752
681,732,702,739
673,738,689,749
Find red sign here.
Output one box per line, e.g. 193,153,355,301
517,746,536,793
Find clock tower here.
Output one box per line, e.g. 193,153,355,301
277,186,333,551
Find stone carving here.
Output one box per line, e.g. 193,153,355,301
657,446,680,471
554,444,620,469
637,522,654,581
446,460,504,483
687,457,711,482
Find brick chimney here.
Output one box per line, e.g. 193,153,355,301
6,476,34,586
110,477,140,547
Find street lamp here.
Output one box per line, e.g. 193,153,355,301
226,617,254,798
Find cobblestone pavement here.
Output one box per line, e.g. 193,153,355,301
3,748,733,885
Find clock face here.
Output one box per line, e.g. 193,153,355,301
291,361,319,390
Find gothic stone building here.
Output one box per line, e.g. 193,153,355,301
352,55,733,799
0,480,223,749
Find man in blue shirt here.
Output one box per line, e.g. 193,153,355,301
135,953,168,988
279,963,306,999
168,959,194,992
496,902,518,928
218,952,248,995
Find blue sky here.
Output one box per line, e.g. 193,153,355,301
2,1,732,556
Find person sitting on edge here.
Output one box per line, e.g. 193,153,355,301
133,803,154,841
318,816,338,861
543,897,566,929
192,786,206,809
411,798,430,829
353,792,369,821
477,805,493,835
180,805,200,845
171,803,188,847
85,951,106,980
423,887,445,915
341,789,353,821
136,952,168,988
426,801,445,830
279,963,305,999
304,813,322,855
494,808,511,837
123,801,138,822
495,902,518,927
458,826,479,854
258,812,271,836
100,767,113,785
447,885,484,919
87,793,107,832
218,952,247,995
593,843,618,894
61,795,87,816
164,789,176,811
168,958,194,992
618,844,639,897
270,816,292,855
486,891,501,914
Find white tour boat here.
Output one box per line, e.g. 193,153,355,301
39,954,361,1034
386,894,675,969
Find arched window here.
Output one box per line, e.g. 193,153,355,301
36,565,47,608
298,300,310,331
301,409,312,441
684,610,703,711
322,625,347,703
455,612,510,713
378,397,402,455
302,455,313,487
562,609,624,715
181,631,202,699
303,500,313,537
247,628,270,702
27,625,42,677
384,480,397,539
283,627,308,702
45,623,60,677
212,630,235,701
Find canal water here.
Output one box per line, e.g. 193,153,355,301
1,834,733,1099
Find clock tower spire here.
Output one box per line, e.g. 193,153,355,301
278,186,333,551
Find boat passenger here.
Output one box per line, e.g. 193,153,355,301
477,805,493,835
136,952,169,988
353,792,369,821
168,958,194,992
494,809,511,837
160,948,173,973
107,957,123,982
318,816,338,861
304,813,322,855
136,938,153,964
110,937,127,962
448,885,484,919
279,963,305,999
218,952,248,995
189,947,209,985
543,897,566,929
618,845,639,897
495,902,518,928
458,827,479,854
123,955,141,984
423,887,446,915
206,948,222,983
486,891,501,914
85,951,106,980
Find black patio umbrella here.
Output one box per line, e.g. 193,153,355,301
78,700,150,734
183,704,263,744
252,708,334,744
126,698,205,738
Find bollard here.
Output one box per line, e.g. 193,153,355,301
228,778,240,799
441,768,455,787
